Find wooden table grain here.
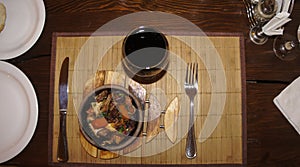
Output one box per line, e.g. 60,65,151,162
2,0,300,166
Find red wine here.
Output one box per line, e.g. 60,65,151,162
124,27,168,69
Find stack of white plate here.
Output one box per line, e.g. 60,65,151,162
0,0,45,163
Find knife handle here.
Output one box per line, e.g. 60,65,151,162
57,110,69,162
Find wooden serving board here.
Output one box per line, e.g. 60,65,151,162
49,32,246,166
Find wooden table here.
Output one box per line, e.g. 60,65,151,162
2,0,300,166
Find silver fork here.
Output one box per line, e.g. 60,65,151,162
184,63,198,159
243,0,258,28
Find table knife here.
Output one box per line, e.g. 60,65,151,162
57,57,69,162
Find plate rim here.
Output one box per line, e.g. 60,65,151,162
0,0,46,60
0,61,38,163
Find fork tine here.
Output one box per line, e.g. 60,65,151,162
189,63,193,84
185,63,189,83
192,63,196,84
186,63,199,85
242,0,257,28
195,63,198,84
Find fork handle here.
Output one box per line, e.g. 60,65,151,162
185,100,197,159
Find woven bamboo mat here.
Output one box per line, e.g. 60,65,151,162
49,32,246,166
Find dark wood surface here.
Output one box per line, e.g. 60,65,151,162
2,0,300,166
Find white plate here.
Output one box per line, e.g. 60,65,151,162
0,0,45,60
0,61,38,163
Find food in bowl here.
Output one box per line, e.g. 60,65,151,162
0,3,6,33
80,85,143,150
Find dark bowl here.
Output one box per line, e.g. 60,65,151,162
78,84,143,151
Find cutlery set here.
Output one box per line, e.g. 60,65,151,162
243,0,295,45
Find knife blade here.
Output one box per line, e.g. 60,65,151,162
57,57,69,162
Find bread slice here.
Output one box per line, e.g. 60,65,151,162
0,3,6,32
164,96,179,143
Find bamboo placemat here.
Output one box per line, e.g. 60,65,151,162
49,32,246,166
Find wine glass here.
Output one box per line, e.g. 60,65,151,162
273,32,300,61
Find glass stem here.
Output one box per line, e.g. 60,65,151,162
284,41,295,51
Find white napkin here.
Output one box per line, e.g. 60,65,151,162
275,0,283,13
262,12,291,36
262,0,292,36
273,76,300,135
